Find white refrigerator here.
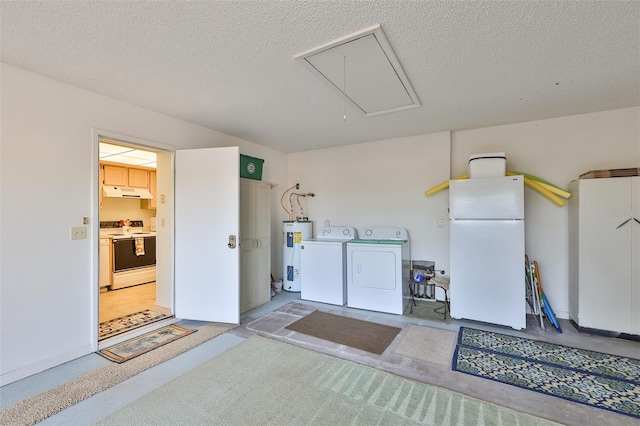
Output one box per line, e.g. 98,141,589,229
449,175,526,330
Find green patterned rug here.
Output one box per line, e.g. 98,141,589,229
452,327,640,419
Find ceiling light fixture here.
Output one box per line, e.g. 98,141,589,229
294,24,420,117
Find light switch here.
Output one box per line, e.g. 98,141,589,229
437,219,444,228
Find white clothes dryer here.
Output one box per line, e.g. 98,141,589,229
347,227,411,315
300,226,357,305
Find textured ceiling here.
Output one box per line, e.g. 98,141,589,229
2,1,638,153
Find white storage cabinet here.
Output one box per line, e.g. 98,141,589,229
240,179,271,313
568,176,640,335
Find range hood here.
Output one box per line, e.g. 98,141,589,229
103,186,153,199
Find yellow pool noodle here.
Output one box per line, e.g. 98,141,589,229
425,174,469,196
425,172,567,206
507,171,571,199
523,177,565,207
535,181,572,199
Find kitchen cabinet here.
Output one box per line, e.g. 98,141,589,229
142,170,157,210
99,166,104,208
240,179,271,313
102,163,148,188
99,238,111,291
102,164,128,186
128,168,149,188
568,176,640,335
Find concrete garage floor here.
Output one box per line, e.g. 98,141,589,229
2,291,638,425
234,293,639,426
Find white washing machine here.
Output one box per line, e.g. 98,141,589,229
300,226,357,305
347,227,411,315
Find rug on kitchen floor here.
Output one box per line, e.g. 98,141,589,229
285,310,401,355
452,327,640,419
99,309,169,340
98,324,196,363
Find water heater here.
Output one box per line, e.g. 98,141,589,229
282,220,313,292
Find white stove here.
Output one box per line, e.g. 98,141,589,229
102,230,156,240
100,220,157,290
99,220,155,239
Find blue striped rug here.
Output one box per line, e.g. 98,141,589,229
452,327,640,419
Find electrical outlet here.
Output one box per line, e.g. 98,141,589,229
71,226,87,240
161,194,165,204
437,219,444,228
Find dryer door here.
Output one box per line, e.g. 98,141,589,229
351,249,397,290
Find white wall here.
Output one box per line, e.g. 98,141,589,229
451,108,640,318
100,197,156,227
155,150,173,309
289,108,639,321
288,132,452,276
0,64,288,385
2,61,638,385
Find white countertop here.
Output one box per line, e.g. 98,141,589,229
100,229,156,240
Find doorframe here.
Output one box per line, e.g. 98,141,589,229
91,128,177,350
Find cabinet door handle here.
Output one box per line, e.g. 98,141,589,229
615,218,631,229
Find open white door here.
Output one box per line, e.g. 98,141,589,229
175,147,240,323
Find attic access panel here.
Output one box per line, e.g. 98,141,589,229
294,25,420,117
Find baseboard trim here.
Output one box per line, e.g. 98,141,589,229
569,320,639,342
0,343,93,387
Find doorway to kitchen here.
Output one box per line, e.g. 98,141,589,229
95,133,241,345
98,137,173,341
